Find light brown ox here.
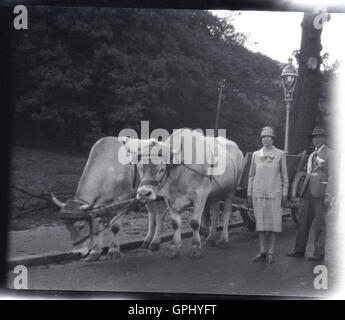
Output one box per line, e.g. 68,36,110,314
130,129,244,258
52,137,166,262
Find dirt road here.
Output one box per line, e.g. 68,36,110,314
7,219,339,298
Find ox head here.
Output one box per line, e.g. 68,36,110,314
134,128,206,202
119,136,167,202
135,142,180,202
51,194,104,250
136,160,168,202
51,137,134,251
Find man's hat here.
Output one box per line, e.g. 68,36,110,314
309,126,326,138
260,126,275,138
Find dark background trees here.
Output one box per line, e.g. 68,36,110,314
11,8,335,154
289,13,336,154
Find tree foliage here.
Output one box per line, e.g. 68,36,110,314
13,8,289,152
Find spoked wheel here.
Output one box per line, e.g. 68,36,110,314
290,171,306,225
291,206,302,225
238,207,256,232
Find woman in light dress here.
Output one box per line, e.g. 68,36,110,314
247,127,289,264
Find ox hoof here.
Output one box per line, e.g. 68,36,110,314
82,251,102,262
105,248,122,260
205,237,217,247
216,239,229,249
149,242,160,252
141,241,151,249
190,247,202,259
166,247,180,259
108,251,122,260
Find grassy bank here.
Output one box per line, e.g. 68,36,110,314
9,146,86,230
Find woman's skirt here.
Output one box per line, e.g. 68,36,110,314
253,197,282,232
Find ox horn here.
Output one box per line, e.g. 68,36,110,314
79,203,91,210
51,193,66,208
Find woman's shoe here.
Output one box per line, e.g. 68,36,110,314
266,253,274,264
251,253,267,262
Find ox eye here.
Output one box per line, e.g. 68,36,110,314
159,168,165,173
79,225,85,230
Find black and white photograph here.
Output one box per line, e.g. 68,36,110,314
2,0,345,300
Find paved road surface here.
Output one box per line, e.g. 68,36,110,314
8,210,242,258
7,218,340,298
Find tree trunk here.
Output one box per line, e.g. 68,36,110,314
289,13,324,154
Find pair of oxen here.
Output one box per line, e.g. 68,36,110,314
52,129,244,261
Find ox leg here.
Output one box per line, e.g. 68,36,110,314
166,209,182,259
206,201,219,247
83,236,103,262
190,195,208,258
83,218,103,262
200,203,210,237
141,204,156,249
106,218,123,260
149,204,165,252
216,192,234,249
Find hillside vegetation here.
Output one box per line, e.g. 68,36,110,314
12,8,286,153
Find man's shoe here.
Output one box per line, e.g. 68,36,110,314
286,251,305,257
308,254,324,262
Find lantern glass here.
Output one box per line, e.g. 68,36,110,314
281,59,298,101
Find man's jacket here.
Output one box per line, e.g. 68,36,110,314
300,145,336,199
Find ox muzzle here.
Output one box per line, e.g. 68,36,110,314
137,180,160,202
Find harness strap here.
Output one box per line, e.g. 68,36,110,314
139,169,168,188
71,198,137,246
73,234,91,246
74,198,89,205
182,163,224,190
138,163,223,190
62,198,90,212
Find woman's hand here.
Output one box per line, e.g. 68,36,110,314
281,195,288,207
247,196,253,209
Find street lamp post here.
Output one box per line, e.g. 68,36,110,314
215,79,226,134
281,58,299,153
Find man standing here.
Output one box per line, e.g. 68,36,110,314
287,126,335,261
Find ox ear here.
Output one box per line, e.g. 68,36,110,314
148,138,158,147
118,136,131,151
169,141,183,164
119,136,139,157
118,136,137,164
134,139,159,163
139,138,158,154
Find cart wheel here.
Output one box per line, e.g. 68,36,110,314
290,171,306,225
291,171,306,199
238,207,256,232
291,207,300,225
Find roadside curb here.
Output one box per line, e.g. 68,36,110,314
7,251,82,270
7,223,245,270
